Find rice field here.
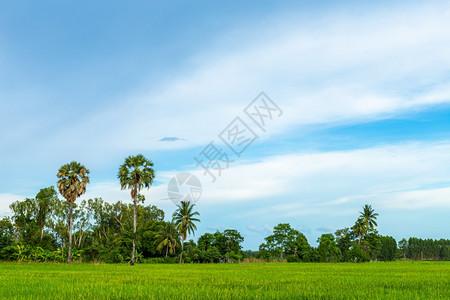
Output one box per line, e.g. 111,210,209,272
0,261,448,299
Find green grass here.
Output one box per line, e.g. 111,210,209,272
0,261,448,299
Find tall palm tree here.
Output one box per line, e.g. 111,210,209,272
359,204,378,231
155,222,181,257
172,201,200,263
118,154,155,266
57,162,90,263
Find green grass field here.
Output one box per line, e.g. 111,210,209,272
0,262,448,299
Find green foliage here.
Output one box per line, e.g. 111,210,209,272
172,201,200,263
260,223,310,259
317,234,342,262
377,236,397,261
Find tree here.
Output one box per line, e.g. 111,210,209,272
172,201,200,263
155,222,180,257
118,154,155,266
377,236,397,261
335,227,354,261
398,238,408,259
359,204,378,232
223,229,244,253
317,234,341,262
57,161,90,263
262,223,309,259
352,218,366,245
35,187,58,241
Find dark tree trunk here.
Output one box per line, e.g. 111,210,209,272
179,239,185,263
68,201,73,264
131,191,137,266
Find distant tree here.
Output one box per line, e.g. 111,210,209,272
377,236,397,261
10,198,39,245
118,154,155,266
155,222,180,257
335,227,354,261
352,218,366,245
360,204,378,231
57,162,90,263
260,223,309,259
198,233,214,252
317,234,341,262
172,201,200,263
398,238,408,259
223,229,244,253
35,187,59,241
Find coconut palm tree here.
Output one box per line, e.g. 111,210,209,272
172,201,200,263
155,222,181,257
359,204,378,231
118,154,155,266
56,162,90,263
353,217,365,245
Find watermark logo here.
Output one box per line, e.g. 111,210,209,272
167,173,202,205
167,92,283,205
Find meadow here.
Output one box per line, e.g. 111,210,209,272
0,261,448,299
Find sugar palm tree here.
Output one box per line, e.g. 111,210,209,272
118,154,155,266
57,162,90,263
172,201,200,263
359,204,378,231
155,222,181,257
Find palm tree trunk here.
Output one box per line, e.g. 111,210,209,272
165,245,168,257
40,226,44,241
131,193,137,266
179,239,185,263
68,201,73,264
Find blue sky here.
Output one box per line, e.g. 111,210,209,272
1,1,450,249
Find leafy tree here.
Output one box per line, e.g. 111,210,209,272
223,229,244,254
155,222,180,257
198,233,214,252
10,198,39,245
377,236,397,261
172,201,200,263
35,187,59,241
335,227,354,261
118,154,155,266
261,223,309,259
202,246,221,263
57,161,90,263
398,238,408,259
317,234,341,262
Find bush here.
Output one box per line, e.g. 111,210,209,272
286,255,300,263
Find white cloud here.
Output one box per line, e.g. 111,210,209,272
72,140,450,220
12,0,449,165
0,193,24,217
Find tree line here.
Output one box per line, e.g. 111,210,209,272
253,205,449,262
0,155,448,263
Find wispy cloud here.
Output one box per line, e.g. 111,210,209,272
159,137,186,142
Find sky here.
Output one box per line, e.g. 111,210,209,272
1,0,449,249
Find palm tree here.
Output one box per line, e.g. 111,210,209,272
172,201,200,263
359,204,378,231
353,217,365,245
118,154,155,266
57,162,90,263
155,222,181,257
